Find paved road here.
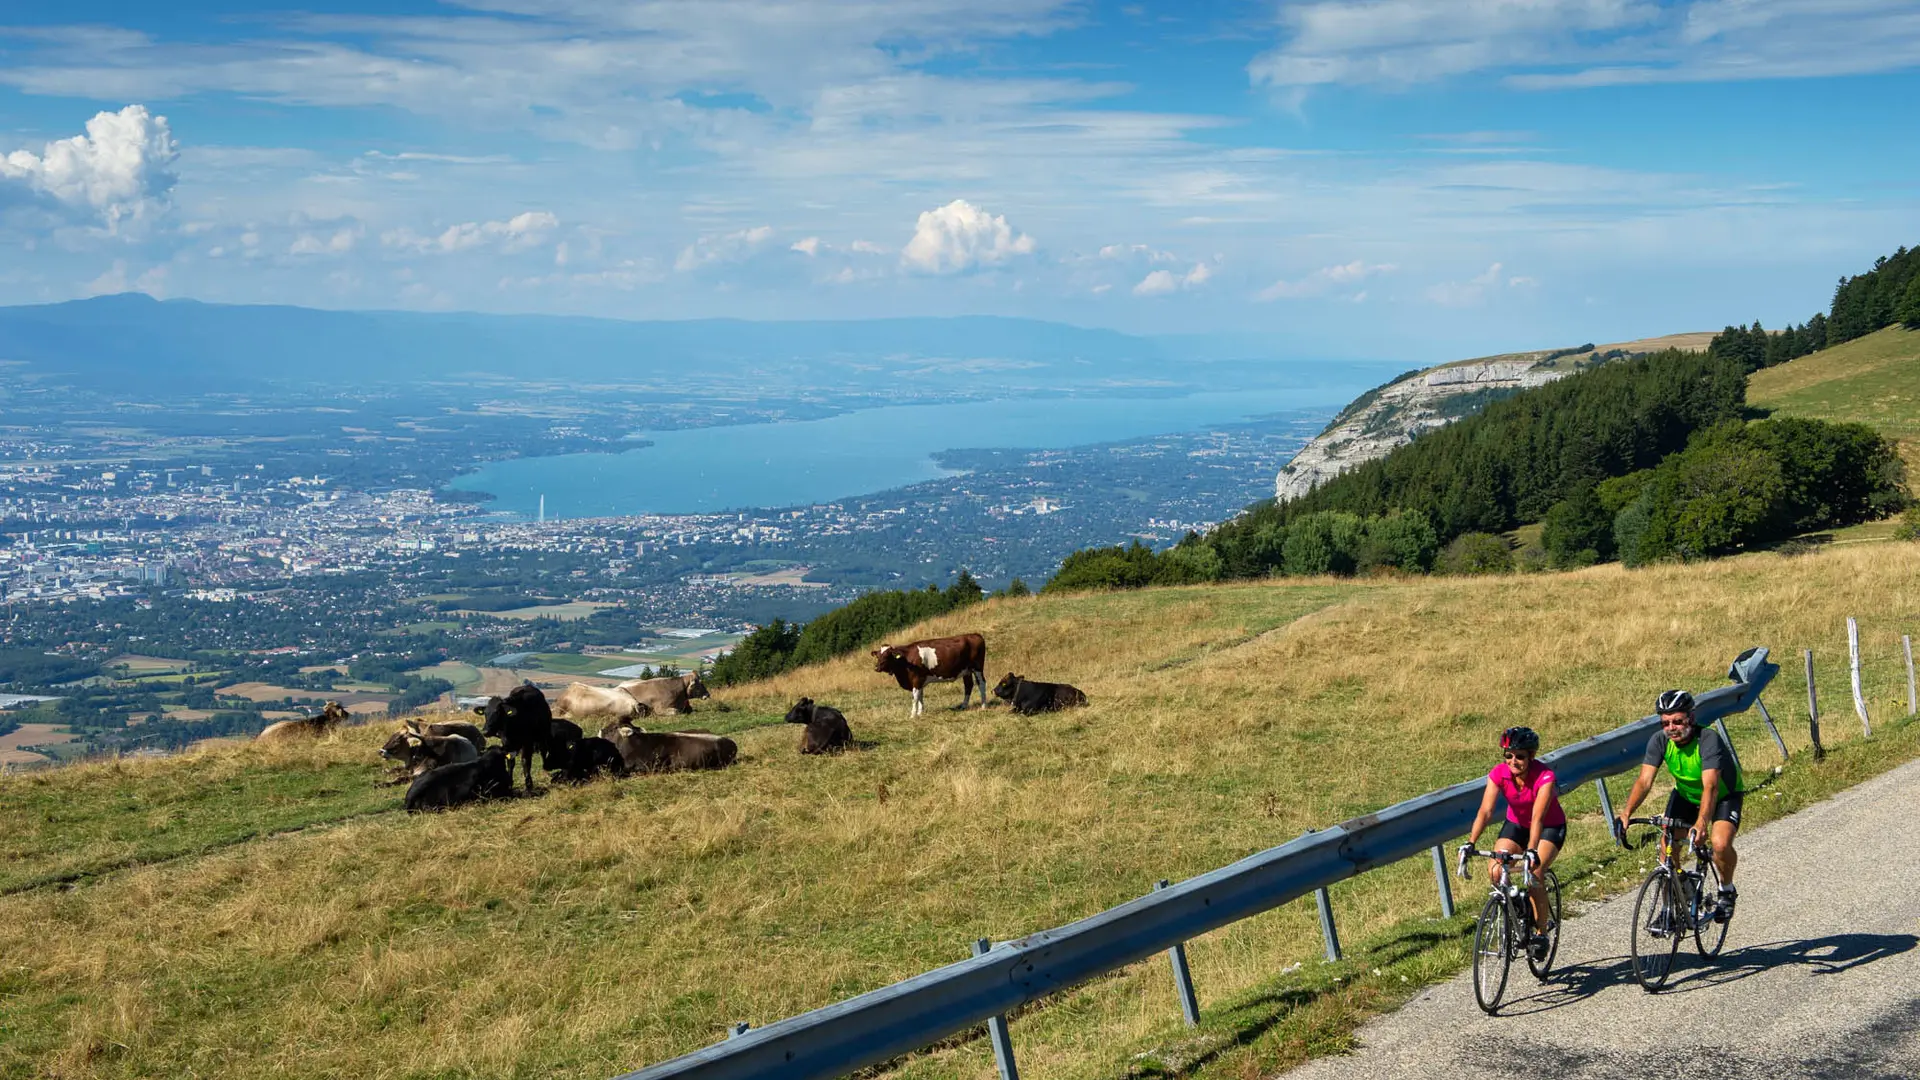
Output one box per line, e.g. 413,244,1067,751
1288,757,1920,1080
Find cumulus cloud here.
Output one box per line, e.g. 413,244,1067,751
1257,259,1395,301
384,211,558,254
290,227,359,256
791,236,823,256
1133,262,1213,296
676,225,775,271
901,199,1036,274
0,104,177,231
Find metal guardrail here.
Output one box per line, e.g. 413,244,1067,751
619,647,1779,1080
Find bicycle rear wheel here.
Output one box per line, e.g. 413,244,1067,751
1630,868,1680,991
1527,869,1562,980
1472,894,1513,1014
1693,862,1729,957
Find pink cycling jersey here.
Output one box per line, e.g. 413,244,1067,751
1492,760,1567,828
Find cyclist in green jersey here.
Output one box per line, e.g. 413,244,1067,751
1614,689,1743,923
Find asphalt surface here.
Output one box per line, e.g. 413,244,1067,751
1287,757,1920,1080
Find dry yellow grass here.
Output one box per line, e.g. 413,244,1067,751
3,547,1918,1080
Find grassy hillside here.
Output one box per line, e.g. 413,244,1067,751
4,548,1920,1080
1749,324,1920,442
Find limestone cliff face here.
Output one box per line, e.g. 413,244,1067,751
1271,333,1712,502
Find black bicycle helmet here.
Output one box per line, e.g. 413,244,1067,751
1499,726,1540,752
1655,689,1696,715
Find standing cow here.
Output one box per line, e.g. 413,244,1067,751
991,673,1089,715
474,682,552,794
785,698,852,754
871,633,987,717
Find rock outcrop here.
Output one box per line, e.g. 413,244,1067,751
1275,333,1713,502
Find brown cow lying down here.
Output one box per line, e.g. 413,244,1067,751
380,729,479,783
403,717,486,752
406,748,513,812
256,701,351,743
616,672,709,716
871,633,987,717
553,682,651,723
785,698,852,754
992,673,1089,715
600,722,737,773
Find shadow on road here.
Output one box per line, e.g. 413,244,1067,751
1491,932,1917,1015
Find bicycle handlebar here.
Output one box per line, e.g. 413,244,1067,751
1456,845,1535,886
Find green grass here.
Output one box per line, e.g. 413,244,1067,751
1749,325,1920,440
1,551,1916,1080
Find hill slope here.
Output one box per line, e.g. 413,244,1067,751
1749,324,1920,462
1274,332,1713,501
4,544,1918,1080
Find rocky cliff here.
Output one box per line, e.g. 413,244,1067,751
1275,333,1714,502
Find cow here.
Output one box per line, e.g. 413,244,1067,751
600,722,738,774
541,718,586,771
379,729,479,784
785,698,852,754
474,683,553,794
405,748,514,812
552,682,650,724
545,736,628,784
991,673,1088,715
403,717,487,753
256,701,351,743
616,672,709,716
871,633,987,717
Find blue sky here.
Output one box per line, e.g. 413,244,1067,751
4,0,1920,361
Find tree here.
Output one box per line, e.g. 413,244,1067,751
1541,484,1615,567
1900,273,1920,330
1436,533,1513,575
1357,510,1439,573
1281,511,1367,576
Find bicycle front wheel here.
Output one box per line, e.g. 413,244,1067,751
1527,869,1562,980
1694,863,1729,958
1472,894,1513,1014
1631,868,1680,991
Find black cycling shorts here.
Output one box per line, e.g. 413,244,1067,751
1666,789,1744,830
1498,821,1567,848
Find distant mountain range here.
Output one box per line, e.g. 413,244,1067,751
0,293,1299,395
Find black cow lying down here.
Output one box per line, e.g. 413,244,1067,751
601,723,738,773
992,673,1088,715
406,748,514,812
546,736,627,784
785,698,852,754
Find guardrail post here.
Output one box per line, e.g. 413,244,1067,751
1430,846,1455,919
1806,649,1825,761
1594,776,1616,826
1712,717,1743,777
972,939,1021,1080
1314,887,1342,962
1754,697,1788,760
1154,881,1201,1026
1904,635,1915,717
1849,617,1872,735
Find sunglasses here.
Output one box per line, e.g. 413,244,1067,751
1502,750,1533,760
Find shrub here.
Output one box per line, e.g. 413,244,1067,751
1895,507,1920,542
1045,543,1162,592
1357,510,1440,574
1281,511,1367,576
1436,532,1513,575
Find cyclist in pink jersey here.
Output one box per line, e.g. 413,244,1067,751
1461,726,1567,960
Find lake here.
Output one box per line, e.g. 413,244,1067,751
449,376,1380,519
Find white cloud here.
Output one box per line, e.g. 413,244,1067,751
1132,262,1213,296
791,236,823,256
901,199,1036,274
1249,0,1920,93
1257,259,1396,301
0,104,177,231
384,211,558,254
1426,261,1536,306
675,225,775,272
290,227,359,256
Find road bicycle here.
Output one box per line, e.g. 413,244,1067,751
1456,845,1562,1014
1621,814,1732,991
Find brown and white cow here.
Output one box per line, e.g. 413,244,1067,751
552,682,652,724
616,672,708,717
256,701,351,743
871,633,987,717
599,722,738,773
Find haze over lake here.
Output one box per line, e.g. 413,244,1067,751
450,378,1383,518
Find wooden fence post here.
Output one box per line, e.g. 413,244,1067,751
1849,617,1872,736
1806,649,1825,760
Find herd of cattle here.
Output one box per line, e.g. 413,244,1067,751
252,631,1088,812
